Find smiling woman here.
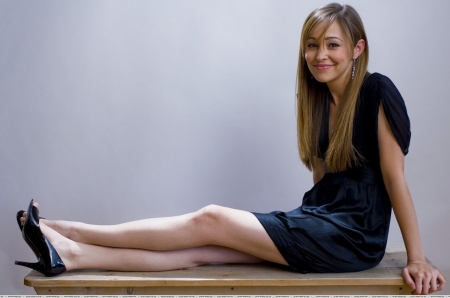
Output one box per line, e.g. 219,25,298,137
14,2,445,296
305,23,364,92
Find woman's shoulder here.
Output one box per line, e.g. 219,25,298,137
361,72,411,155
360,72,404,104
361,72,398,92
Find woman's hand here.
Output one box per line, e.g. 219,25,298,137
402,259,446,294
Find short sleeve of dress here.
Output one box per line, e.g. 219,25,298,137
374,73,411,155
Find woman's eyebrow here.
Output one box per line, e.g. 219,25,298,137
325,36,343,41
307,36,343,42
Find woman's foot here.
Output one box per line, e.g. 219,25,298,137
15,200,77,276
23,202,80,270
17,202,41,231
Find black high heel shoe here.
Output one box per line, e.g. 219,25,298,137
15,200,66,277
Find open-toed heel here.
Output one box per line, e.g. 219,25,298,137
15,200,66,277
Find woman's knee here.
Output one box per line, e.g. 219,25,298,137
193,204,225,225
191,205,226,242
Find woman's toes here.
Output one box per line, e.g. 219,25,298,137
21,212,26,224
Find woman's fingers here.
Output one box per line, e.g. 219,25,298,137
401,267,416,292
437,272,446,291
414,275,423,295
404,263,446,294
422,271,432,294
430,272,438,293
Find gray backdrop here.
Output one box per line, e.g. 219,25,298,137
1,0,449,295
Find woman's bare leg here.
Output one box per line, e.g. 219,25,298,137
24,204,288,265
40,222,263,271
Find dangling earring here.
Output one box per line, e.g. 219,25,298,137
351,57,356,80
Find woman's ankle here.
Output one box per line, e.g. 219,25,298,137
42,219,78,241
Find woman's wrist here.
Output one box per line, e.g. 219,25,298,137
407,255,426,263
406,245,425,263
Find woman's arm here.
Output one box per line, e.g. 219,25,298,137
312,156,326,184
378,104,445,294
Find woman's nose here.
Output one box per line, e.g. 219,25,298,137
315,46,328,60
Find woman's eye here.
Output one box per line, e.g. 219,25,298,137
307,43,317,48
329,43,340,48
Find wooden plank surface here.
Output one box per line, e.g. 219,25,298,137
24,246,428,295
33,285,412,295
25,250,412,288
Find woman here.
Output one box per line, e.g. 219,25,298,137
16,3,445,295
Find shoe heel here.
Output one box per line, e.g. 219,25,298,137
15,260,42,271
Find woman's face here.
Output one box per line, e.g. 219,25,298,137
304,21,354,89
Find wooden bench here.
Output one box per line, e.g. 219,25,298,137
23,246,427,295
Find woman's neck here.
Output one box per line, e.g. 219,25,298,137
326,72,350,106
328,87,344,107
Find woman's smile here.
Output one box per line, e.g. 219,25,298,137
314,64,334,70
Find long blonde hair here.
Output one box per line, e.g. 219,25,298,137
297,3,369,172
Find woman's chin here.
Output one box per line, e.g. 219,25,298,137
312,76,328,83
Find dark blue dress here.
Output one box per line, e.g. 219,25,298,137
253,73,411,273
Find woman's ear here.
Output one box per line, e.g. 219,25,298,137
353,39,365,58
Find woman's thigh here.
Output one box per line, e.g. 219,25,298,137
192,205,288,266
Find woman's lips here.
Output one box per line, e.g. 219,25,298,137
315,64,333,70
